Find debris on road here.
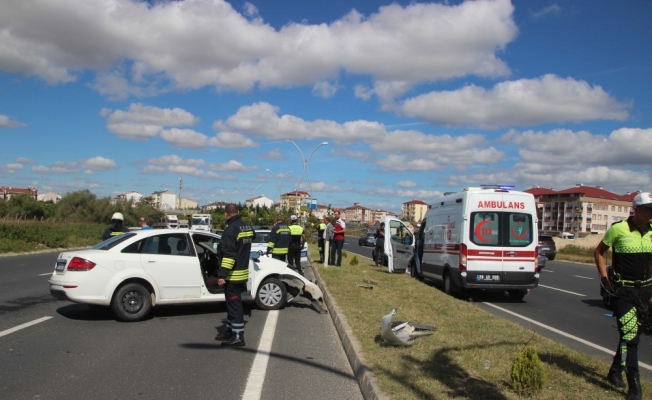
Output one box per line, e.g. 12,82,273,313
380,308,435,346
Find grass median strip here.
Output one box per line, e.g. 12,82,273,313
310,247,649,399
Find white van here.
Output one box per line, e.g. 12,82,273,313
379,186,540,301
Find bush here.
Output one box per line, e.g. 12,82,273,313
511,345,546,396
342,249,348,259
350,255,359,265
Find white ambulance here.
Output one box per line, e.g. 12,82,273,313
379,186,540,300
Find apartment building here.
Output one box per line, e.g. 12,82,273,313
280,191,310,213
245,195,274,208
37,191,61,203
345,202,369,223
525,184,633,235
401,200,428,223
115,191,143,203
1,186,38,201
151,190,177,211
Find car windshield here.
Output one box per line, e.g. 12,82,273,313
91,233,137,250
253,231,270,244
540,235,554,242
192,218,209,225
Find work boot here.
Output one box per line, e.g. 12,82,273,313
222,332,245,347
214,329,232,341
625,372,642,400
606,364,626,388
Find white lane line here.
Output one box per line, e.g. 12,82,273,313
0,316,53,338
538,284,586,297
542,270,554,273
242,310,279,400
482,302,652,372
38,273,52,276
573,275,594,280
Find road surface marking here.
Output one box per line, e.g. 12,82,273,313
481,302,652,372
38,273,51,276
539,284,586,297
0,317,53,338
572,275,594,280
542,270,554,273
242,310,279,400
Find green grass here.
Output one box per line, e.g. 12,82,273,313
310,247,646,399
556,245,611,265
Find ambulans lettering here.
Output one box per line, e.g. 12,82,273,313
477,201,525,209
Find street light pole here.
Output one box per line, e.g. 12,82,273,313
286,140,328,215
265,169,291,208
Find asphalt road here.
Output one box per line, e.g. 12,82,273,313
340,235,652,380
0,251,363,400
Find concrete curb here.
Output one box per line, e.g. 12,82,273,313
308,257,389,400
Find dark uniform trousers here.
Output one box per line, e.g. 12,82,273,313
225,281,246,335
288,245,303,274
612,285,652,373
272,254,286,262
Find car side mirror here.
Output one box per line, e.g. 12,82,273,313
249,251,261,261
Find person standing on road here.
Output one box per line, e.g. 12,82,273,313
287,215,306,275
215,203,254,347
103,212,129,240
374,222,385,267
331,211,346,267
594,192,652,400
317,218,327,263
324,217,334,265
267,214,290,262
138,217,152,230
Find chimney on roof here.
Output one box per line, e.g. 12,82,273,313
535,185,540,188
576,183,583,187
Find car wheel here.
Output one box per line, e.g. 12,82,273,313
547,255,555,261
256,278,287,310
508,290,527,301
111,283,152,322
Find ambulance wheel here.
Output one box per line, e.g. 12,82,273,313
443,272,456,295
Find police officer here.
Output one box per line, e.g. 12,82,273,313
267,214,290,262
215,204,254,347
317,218,327,263
595,192,652,400
287,215,306,275
102,212,129,240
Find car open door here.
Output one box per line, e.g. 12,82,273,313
384,217,414,273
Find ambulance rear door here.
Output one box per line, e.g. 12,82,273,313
466,191,504,285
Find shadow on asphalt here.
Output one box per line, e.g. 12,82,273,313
56,301,238,321
0,294,60,315
372,342,525,400
580,298,611,310
179,342,356,381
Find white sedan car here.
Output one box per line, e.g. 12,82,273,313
49,229,324,322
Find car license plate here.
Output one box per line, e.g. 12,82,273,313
55,260,66,272
476,274,501,282
541,247,550,250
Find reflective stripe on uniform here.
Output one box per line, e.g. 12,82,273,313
222,257,235,269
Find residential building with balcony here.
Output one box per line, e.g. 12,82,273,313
280,191,310,214
524,184,634,235
1,186,38,201
151,190,177,211
401,200,428,222
345,202,369,223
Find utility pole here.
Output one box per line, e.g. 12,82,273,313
179,177,183,212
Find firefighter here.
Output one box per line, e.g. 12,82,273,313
102,212,129,240
267,214,290,262
215,204,254,347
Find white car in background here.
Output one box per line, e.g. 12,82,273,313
252,229,308,263
49,229,324,321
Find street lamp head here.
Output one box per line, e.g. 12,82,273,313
322,142,328,145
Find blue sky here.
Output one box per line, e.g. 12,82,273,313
1,0,651,213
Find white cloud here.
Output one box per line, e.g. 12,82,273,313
209,131,258,148
366,180,385,187
209,160,250,172
160,128,209,149
0,114,26,128
80,156,117,171
0,0,516,99
257,148,285,160
400,75,631,128
312,81,342,99
504,127,652,167
147,155,206,167
359,187,443,200
310,181,356,193
0,162,23,175
531,4,562,19
32,161,79,174
218,102,503,171
15,157,35,164
396,180,418,188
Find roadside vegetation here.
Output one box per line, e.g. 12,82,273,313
309,247,647,399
